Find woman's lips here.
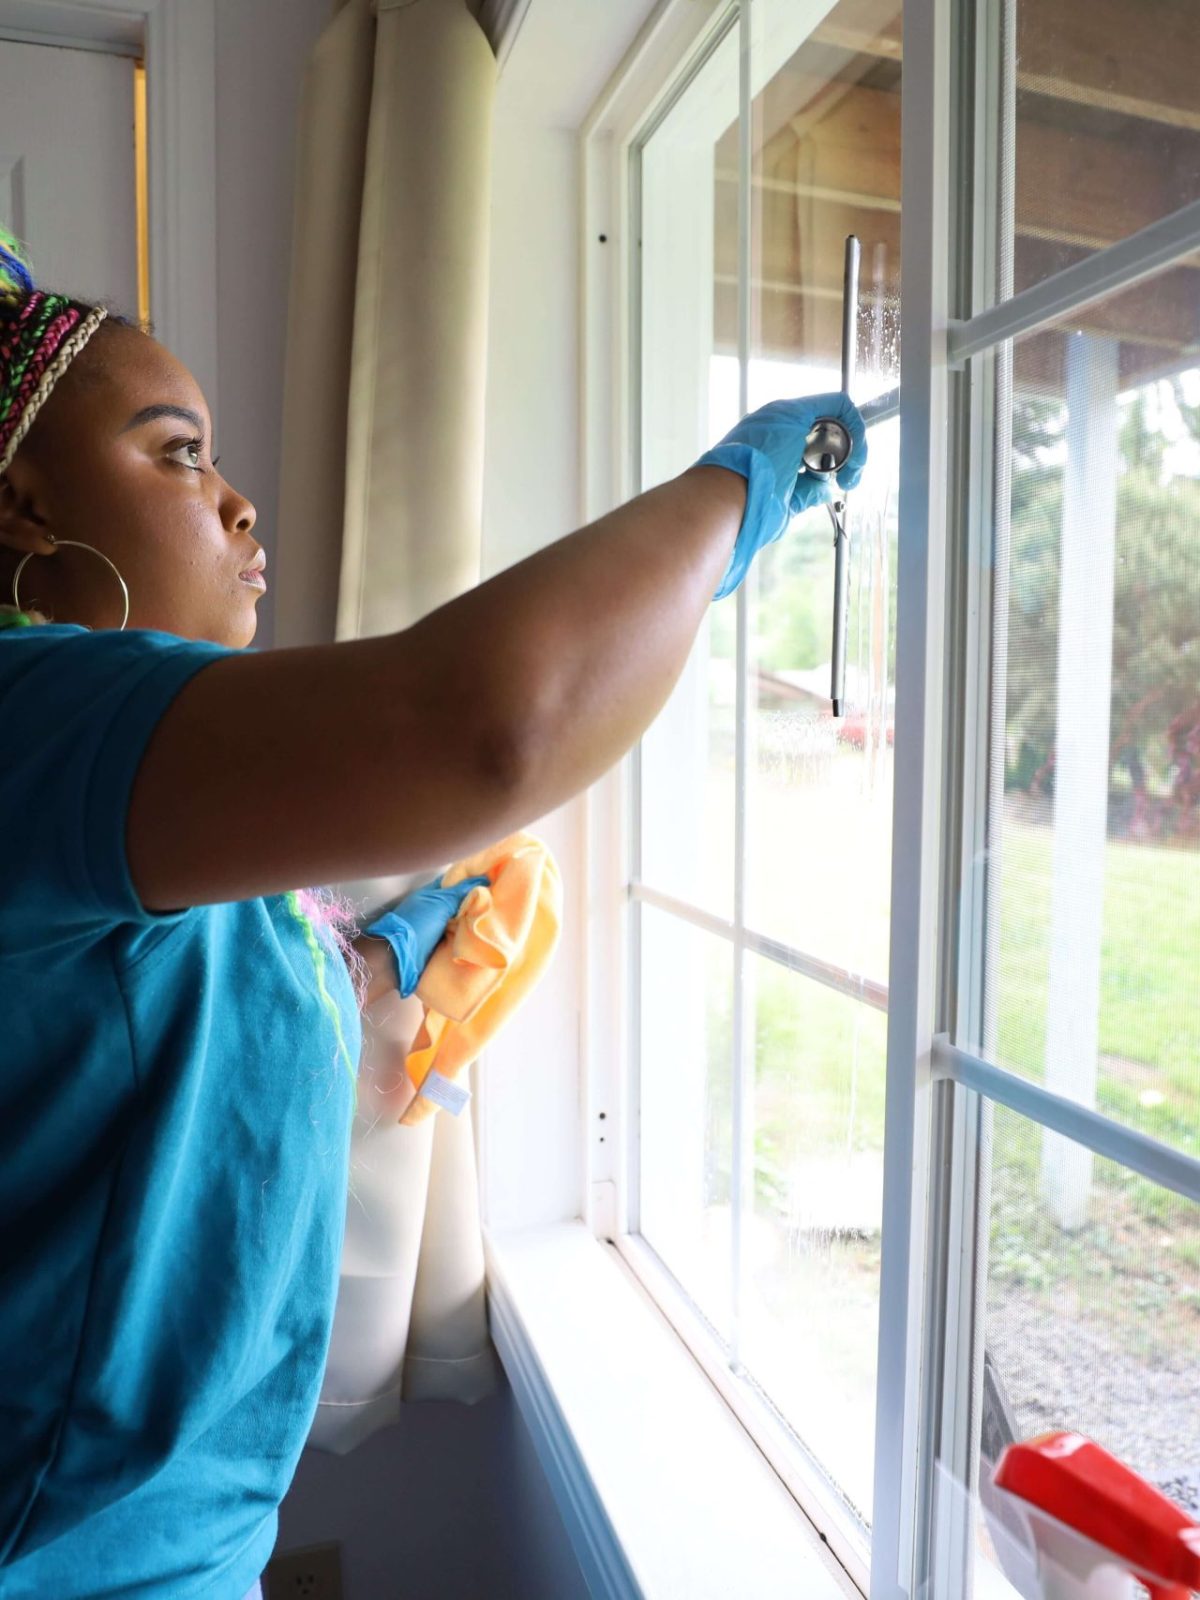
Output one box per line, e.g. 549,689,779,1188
239,571,267,590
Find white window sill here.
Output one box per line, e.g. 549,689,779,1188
484,1222,861,1600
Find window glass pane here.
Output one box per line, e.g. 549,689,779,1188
638,0,902,1554
994,0,1200,304
970,265,1200,1164
639,905,733,1342
641,23,741,492
742,0,900,980
740,954,886,1533
638,25,740,919
934,1106,1200,1593
638,617,736,920
746,435,897,981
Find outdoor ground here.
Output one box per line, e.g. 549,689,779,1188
988,815,1199,1501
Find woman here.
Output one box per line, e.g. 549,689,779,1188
0,233,864,1599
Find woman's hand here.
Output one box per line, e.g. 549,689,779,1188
696,391,867,599
347,873,489,1122
361,874,490,997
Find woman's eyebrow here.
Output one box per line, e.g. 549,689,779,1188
120,403,205,435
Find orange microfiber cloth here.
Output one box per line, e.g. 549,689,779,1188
399,832,561,1125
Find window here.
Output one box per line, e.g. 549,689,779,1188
633,0,901,1570
932,2,1200,1586
587,0,1200,1594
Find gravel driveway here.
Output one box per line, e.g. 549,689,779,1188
987,1288,1200,1513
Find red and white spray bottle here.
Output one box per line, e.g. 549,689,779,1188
989,1432,1200,1600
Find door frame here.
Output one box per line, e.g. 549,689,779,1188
0,0,218,423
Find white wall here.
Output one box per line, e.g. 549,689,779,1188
276,1376,589,1600
477,0,666,1233
477,111,588,1235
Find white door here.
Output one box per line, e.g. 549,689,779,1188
0,38,138,313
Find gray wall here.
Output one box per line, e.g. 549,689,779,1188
212,0,336,654
274,1376,589,1600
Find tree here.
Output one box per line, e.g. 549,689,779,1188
1005,382,1200,838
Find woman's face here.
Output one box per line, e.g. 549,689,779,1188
0,323,263,647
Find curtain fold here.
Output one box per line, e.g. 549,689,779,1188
278,0,500,1452
339,0,495,640
274,0,374,651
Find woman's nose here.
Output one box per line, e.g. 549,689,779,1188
220,479,257,534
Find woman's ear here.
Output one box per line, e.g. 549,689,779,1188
0,460,54,557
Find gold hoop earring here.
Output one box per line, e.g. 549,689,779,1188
11,535,130,631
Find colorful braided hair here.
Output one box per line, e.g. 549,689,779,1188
0,229,367,1092
1,227,111,632
289,887,370,1093
0,228,109,481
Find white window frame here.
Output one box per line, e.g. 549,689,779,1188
0,0,219,423
581,2,1200,1597
584,3,916,1588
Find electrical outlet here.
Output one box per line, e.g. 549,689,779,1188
264,1540,343,1600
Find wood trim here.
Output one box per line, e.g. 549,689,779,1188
809,0,1200,134
726,75,1189,261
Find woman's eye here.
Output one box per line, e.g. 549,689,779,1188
168,438,205,471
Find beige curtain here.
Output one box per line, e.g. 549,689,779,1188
277,0,499,1450
309,992,499,1452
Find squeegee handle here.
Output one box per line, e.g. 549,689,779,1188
830,234,860,717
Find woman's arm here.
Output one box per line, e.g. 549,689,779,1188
127,464,744,913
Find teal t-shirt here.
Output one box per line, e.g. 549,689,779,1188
0,624,361,1598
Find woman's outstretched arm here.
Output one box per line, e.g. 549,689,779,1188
127,465,745,912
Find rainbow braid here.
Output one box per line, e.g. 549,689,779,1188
0,227,34,305
0,228,108,477
284,889,360,1088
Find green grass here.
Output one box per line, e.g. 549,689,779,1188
737,792,1200,1158
649,771,1200,1372
737,808,1200,1360
996,817,1200,1156
753,959,887,1142
699,948,889,1209
989,820,1200,1347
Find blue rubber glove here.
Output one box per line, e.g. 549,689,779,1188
696,391,867,600
364,874,491,998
